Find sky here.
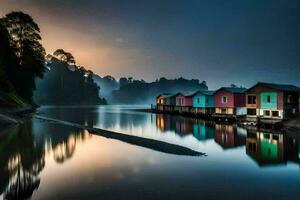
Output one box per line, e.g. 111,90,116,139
0,0,299,89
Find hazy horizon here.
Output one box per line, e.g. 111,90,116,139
1,0,299,89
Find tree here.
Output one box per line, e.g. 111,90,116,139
119,77,129,88
201,81,207,86
0,21,18,93
128,77,133,83
53,49,76,65
34,50,107,105
2,11,46,103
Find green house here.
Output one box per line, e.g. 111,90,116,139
260,92,277,110
192,90,215,114
246,82,300,120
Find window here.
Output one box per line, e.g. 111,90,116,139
206,98,209,103
264,110,270,116
247,109,256,115
222,96,227,104
253,143,257,151
249,143,257,152
221,108,227,114
197,97,200,103
273,135,279,141
287,95,292,103
247,95,256,104
272,111,279,117
267,95,271,103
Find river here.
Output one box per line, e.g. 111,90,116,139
0,105,300,199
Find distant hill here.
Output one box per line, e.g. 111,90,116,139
108,77,208,104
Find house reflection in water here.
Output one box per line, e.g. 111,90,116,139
155,113,300,167
193,121,215,141
246,131,285,166
175,117,194,136
156,114,216,140
156,114,194,136
156,114,171,132
214,124,246,149
286,135,300,165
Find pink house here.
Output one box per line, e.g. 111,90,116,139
175,93,193,107
175,92,194,113
214,87,247,116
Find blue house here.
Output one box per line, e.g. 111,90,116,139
192,90,215,114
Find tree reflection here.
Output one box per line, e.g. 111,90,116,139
0,120,91,199
0,122,44,199
4,155,41,200
51,131,90,164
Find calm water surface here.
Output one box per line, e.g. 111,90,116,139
1,105,300,200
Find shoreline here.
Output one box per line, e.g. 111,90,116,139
0,106,36,124
138,108,300,133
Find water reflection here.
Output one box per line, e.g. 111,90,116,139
0,120,90,199
1,106,300,199
156,114,247,149
246,131,300,167
155,113,300,167
0,122,44,199
214,124,246,149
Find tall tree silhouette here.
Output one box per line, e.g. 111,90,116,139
0,22,17,93
2,11,46,103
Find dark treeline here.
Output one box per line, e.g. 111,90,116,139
0,11,106,107
0,12,46,107
93,76,208,104
34,49,107,105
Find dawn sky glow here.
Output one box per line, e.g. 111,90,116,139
1,0,299,89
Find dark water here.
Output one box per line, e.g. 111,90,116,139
1,105,300,200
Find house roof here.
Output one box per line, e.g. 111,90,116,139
247,82,300,92
193,90,215,96
215,87,247,94
156,93,174,99
173,92,184,97
158,92,184,98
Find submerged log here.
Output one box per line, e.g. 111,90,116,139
35,115,206,157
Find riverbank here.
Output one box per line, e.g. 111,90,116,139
0,106,36,124
140,108,300,133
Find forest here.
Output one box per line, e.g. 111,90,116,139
93,76,208,104
34,49,107,105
